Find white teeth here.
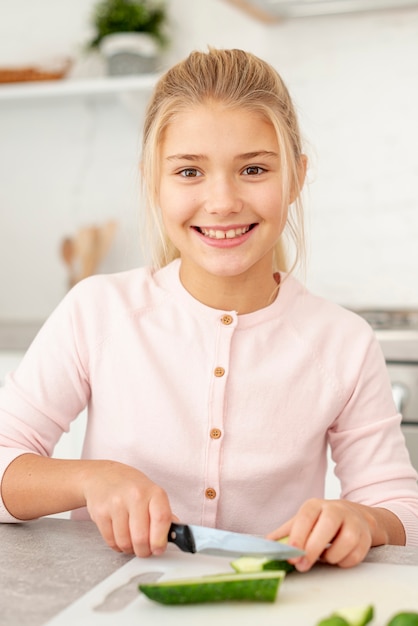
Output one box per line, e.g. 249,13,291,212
199,226,251,239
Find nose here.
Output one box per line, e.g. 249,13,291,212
204,175,243,216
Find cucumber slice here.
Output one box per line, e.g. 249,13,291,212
316,618,349,626
139,570,286,605
230,555,295,574
336,605,374,625
317,605,374,626
386,613,418,626
230,536,296,574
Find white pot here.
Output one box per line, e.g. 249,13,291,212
99,32,160,75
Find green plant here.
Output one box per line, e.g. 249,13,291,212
89,0,168,49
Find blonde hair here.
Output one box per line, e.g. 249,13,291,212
141,47,306,272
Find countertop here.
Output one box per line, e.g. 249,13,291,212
0,320,43,351
1,518,131,626
1,518,418,626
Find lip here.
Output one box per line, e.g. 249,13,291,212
192,223,257,248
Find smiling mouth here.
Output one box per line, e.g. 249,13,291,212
194,224,256,240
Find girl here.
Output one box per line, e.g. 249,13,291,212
0,48,417,573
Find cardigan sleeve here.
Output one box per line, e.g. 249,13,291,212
327,327,418,545
0,284,91,522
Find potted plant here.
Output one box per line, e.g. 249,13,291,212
88,0,169,75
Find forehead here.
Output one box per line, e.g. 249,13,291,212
160,102,277,154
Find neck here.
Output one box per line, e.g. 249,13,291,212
179,262,280,315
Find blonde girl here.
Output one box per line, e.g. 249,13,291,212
1,49,417,572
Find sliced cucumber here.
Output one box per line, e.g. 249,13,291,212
386,613,418,626
139,570,286,605
230,536,296,574
316,618,349,626
317,605,374,626
230,555,295,574
336,605,374,625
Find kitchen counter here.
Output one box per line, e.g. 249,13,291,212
0,518,131,626
1,518,418,626
0,320,43,351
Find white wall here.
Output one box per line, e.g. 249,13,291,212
1,0,418,324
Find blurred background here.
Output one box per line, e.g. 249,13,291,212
1,0,418,329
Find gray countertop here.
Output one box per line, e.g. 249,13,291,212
0,320,44,351
1,518,418,626
1,518,131,626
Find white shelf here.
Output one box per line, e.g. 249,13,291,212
0,74,159,102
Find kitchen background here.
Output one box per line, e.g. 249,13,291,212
1,0,418,323
1,0,418,494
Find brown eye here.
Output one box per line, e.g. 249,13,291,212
243,166,265,176
180,168,201,178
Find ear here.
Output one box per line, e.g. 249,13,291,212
289,154,307,204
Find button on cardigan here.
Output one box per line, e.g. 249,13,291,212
0,259,417,544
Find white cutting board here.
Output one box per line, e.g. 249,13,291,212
45,546,418,626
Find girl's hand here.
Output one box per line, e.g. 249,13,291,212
267,498,395,572
82,460,174,558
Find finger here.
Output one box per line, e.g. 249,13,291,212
266,518,294,542
111,508,136,554
148,488,173,555
266,518,311,570
94,514,122,553
297,512,343,571
321,524,370,568
129,507,153,558
333,542,370,568
286,499,346,571
283,499,324,567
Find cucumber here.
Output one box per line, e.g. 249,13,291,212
139,570,286,605
317,605,374,626
230,535,296,574
336,605,374,625
230,555,296,574
316,618,349,626
386,613,418,626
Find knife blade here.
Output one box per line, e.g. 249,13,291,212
167,523,305,559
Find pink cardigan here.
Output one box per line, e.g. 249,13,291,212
1,260,418,543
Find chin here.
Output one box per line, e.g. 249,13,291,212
203,262,251,279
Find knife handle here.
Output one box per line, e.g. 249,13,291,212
168,523,196,553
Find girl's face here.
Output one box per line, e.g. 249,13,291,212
158,102,289,290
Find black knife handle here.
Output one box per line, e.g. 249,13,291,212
168,523,196,553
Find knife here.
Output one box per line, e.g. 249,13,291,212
167,523,305,559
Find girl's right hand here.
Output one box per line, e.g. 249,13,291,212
82,460,174,557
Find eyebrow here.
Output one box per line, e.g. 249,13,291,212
166,154,205,162
237,151,278,160
166,150,278,162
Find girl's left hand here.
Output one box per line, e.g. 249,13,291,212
267,498,385,572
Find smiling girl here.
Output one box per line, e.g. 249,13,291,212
0,48,417,572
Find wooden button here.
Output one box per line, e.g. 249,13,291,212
210,428,222,439
221,314,233,325
214,367,225,377
205,488,217,499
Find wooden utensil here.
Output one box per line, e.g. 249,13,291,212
60,220,118,289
